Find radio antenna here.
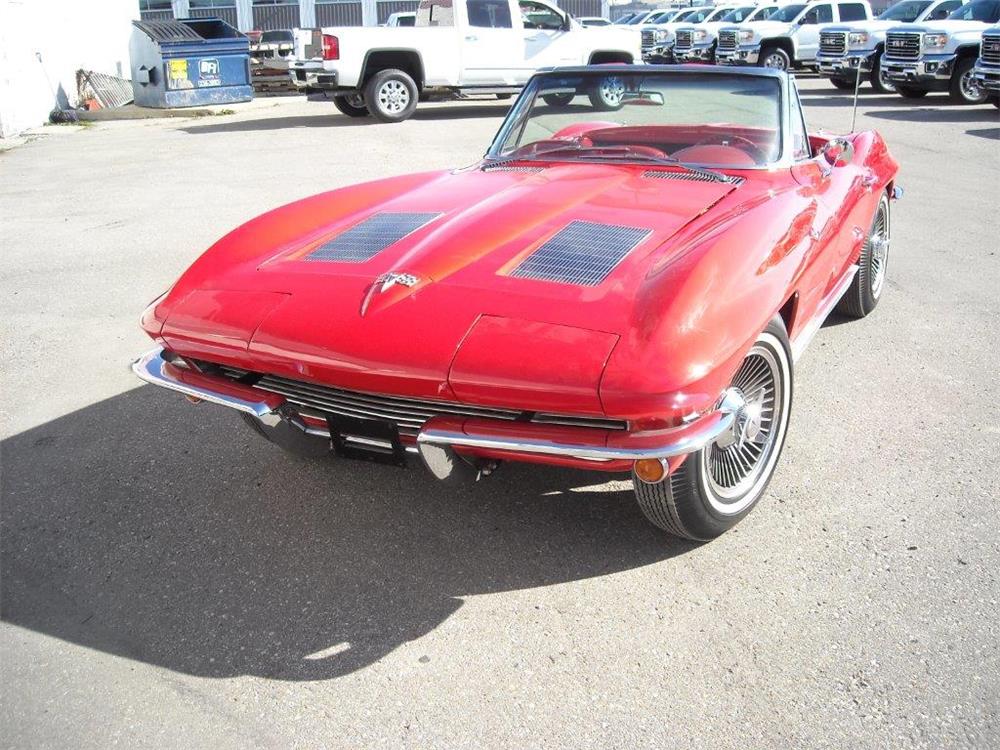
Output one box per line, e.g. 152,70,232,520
850,58,863,132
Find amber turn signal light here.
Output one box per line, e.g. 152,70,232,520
633,458,668,484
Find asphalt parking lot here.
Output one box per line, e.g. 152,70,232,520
1,77,998,749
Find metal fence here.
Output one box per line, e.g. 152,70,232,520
376,0,419,23
189,6,239,26
139,10,174,21
252,2,301,30
557,0,602,18
315,0,364,25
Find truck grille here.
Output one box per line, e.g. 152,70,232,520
718,29,737,51
982,34,1000,65
641,29,655,51
203,362,628,437
819,31,846,57
675,29,693,50
885,32,921,61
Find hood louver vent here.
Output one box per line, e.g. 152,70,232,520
307,212,441,263
482,164,544,173
509,220,651,287
643,170,744,186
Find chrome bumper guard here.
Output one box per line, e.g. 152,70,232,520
883,54,955,83
132,347,736,463
972,65,1000,91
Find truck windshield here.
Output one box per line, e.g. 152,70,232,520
877,0,931,21
720,6,760,22
491,71,784,169
769,4,808,21
948,0,1000,20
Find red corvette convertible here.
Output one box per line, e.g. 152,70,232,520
134,66,899,541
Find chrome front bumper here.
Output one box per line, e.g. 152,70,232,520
674,43,715,63
715,44,759,65
972,63,1000,92
816,49,875,76
882,54,956,84
132,347,736,465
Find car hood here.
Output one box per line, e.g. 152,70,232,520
740,20,794,36
822,20,904,33
891,20,993,32
155,163,742,404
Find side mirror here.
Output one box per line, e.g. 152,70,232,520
820,137,855,169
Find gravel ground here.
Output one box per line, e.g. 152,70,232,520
1,77,998,749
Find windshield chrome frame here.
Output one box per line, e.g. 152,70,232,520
485,66,798,172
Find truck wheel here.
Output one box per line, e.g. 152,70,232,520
992,95,1000,109
869,51,896,94
896,85,927,99
633,317,793,541
364,68,419,123
588,74,625,110
830,76,857,90
542,92,574,108
949,57,987,105
759,46,789,71
835,192,890,319
333,93,369,118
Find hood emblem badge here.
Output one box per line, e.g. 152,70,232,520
360,272,421,316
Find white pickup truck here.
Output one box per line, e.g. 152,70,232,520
291,0,641,122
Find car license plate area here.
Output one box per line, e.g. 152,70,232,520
327,414,407,466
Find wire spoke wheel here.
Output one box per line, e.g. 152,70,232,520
868,198,889,298
700,341,786,514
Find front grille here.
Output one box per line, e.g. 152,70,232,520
819,31,846,57
205,363,627,436
675,29,693,50
307,212,441,263
718,30,737,51
643,170,745,186
509,220,651,287
641,29,655,51
885,32,921,61
982,34,1000,65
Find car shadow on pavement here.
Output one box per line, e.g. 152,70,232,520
178,105,513,135
865,107,1000,123
0,386,692,681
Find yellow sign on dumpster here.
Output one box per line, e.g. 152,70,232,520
168,59,188,81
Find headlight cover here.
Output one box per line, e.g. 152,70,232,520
655,29,669,42
738,29,755,42
693,29,708,41
848,31,869,47
923,33,948,49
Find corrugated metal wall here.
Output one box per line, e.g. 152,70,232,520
189,6,240,25
315,1,363,25
140,10,174,20
376,0,419,23
252,2,300,29
556,0,601,17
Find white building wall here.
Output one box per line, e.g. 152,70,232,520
0,0,138,138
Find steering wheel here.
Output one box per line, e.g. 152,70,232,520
691,134,768,164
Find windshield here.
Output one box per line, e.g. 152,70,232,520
703,7,732,21
721,6,760,21
769,4,807,21
626,12,650,23
948,0,1000,20
878,0,931,20
647,10,678,23
491,71,784,169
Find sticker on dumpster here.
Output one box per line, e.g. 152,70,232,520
168,59,188,84
198,59,221,87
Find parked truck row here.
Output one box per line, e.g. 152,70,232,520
286,0,1000,121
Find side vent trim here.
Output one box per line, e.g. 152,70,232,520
643,170,745,186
